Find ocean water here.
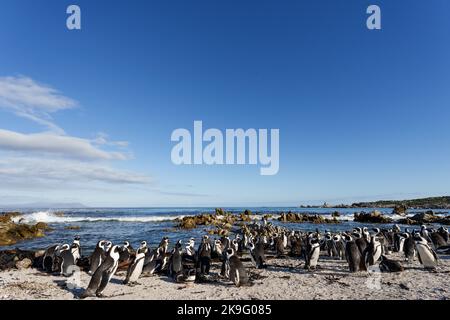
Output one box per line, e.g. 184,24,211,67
2,207,448,254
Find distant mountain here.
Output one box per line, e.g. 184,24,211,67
351,196,450,209
0,202,88,209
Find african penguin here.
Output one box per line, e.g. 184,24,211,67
89,240,107,275
304,237,320,270
248,238,266,269
225,248,250,287
123,241,148,285
344,235,363,272
169,240,185,282
42,244,60,273
81,245,121,298
363,235,382,268
197,235,212,275
415,235,439,270
379,255,404,273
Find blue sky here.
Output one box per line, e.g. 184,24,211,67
0,0,449,207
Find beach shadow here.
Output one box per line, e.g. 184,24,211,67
53,279,84,299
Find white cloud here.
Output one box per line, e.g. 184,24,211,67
0,157,151,185
0,129,130,161
0,76,151,194
0,76,77,133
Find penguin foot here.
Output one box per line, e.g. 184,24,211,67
79,290,95,299
96,292,106,298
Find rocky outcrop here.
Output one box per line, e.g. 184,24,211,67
0,212,52,246
176,209,256,229
353,211,393,224
0,249,44,271
278,212,339,224
398,211,450,225
176,212,238,230
392,205,407,216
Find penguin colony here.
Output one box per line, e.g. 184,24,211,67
40,221,449,298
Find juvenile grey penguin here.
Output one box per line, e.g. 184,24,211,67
379,255,404,273
89,240,107,275
123,241,148,285
169,240,185,282
56,244,77,276
289,235,303,257
225,248,249,287
344,235,363,272
42,244,61,272
275,234,286,257
197,235,212,275
415,235,438,270
81,245,121,298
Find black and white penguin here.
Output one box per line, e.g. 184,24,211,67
362,227,370,242
403,232,416,262
379,255,404,273
225,248,249,287
211,239,223,260
142,246,165,276
231,238,239,254
344,235,363,272
363,235,382,268
183,237,197,262
89,240,107,275
42,244,61,272
81,245,121,298
248,238,266,269
119,241,134,264
324,232,338,258
220,236,231,252
430,227,449,249
332,234,346,260
197,235,212,275
415,235,439,270
353,231,368,259
169,240,185,282
123,241,148,285
71,236,81,264
304,236,320,270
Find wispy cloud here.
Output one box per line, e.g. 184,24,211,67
0,76,151,197
0,129,130,161
0,157,151,185
0,76,77,134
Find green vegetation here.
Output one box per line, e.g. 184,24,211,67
351,196,450,209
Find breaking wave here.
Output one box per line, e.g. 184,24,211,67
12,211,185,224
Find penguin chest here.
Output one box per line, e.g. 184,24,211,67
373,244,382,262
417,244,437,268
309,247,320,267
129,257,145,282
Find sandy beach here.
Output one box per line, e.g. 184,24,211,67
1,252,449,300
